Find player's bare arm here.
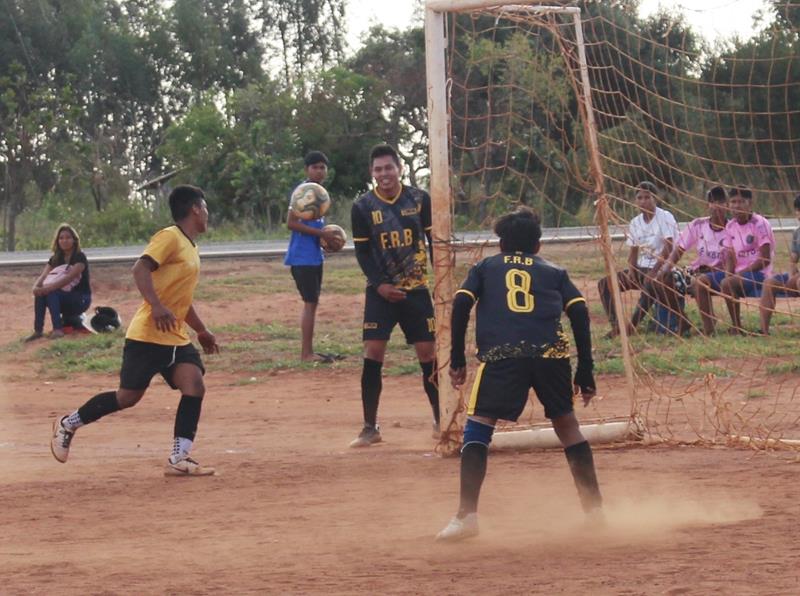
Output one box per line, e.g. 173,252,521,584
662,245,684,275
627,245,639,271
132,257,176,332
287,210,339,244
31,262,52,294
741,243,771,273
185,305,219,354
649,237,673,279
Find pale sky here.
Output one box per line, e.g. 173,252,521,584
346,0,770,49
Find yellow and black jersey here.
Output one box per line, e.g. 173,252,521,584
126,225,200,346
351,186,432,290
457,252,585,361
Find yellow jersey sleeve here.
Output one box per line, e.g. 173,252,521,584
143,227,180,268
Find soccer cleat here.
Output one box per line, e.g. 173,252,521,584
435,513,479,542
349,425,382,448
50,416,74,463
164,456,216,477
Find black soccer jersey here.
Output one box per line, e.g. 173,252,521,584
457,252,585,361
351,186,432,290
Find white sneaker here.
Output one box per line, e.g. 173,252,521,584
349,425,382,448
50,416,74,463
435,513,479,542
164,456,216,477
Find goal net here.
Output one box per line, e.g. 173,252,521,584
426,0,800,454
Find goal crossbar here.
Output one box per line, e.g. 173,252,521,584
426,0,579,14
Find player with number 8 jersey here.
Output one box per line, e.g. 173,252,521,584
436,206,603,542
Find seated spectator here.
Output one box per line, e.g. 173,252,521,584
25,224,92,341
759,193,800,335
721,186,775,335
598,181,678,336
661,186,729,336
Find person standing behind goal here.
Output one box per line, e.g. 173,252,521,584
50,185,220,476
349,144,440,448
437,207,602,542
284,151,341,362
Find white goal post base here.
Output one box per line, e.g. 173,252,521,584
728,435,800,450
491,417,645,451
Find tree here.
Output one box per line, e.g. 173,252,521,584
257,0,346,88
347,25,429,185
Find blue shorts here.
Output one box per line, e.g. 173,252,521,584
699,270,726,292
770,273,800,297
736,271,766,298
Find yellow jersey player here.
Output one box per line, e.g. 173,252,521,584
50,185,220,476
349,144,439,447
437,207,602,541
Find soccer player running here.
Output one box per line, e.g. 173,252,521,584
660,186,729,336
759,194,800,335
285,151,341,362
349,144,439,447
50,185,220,476
720,186,775,335
437,207,601,542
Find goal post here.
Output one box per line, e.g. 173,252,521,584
424,0,638,454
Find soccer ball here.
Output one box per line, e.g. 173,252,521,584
290,182,331,220
320,224,347,253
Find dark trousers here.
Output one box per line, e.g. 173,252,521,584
34,291,91,332
598,268,655,328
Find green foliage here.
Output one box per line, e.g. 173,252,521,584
3,0,800,249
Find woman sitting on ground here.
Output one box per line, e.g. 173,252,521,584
26,224,92,340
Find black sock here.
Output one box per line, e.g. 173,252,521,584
77,391,120,425
420,360,440,424
174,395,203,441
457,442,488,517
564,441,602,512
361,358,382,428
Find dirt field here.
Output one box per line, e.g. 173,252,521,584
1,257,799,595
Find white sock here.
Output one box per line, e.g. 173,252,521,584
169,437,193,463
63,411,84,432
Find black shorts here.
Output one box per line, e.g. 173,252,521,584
291,265,323,303
120,339,205,391
467,357,573,421
362,286,435,344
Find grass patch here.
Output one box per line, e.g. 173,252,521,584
213,321,418,377
36,332,124,375
194,257,367,301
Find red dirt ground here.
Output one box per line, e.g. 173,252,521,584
1,260,799,595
